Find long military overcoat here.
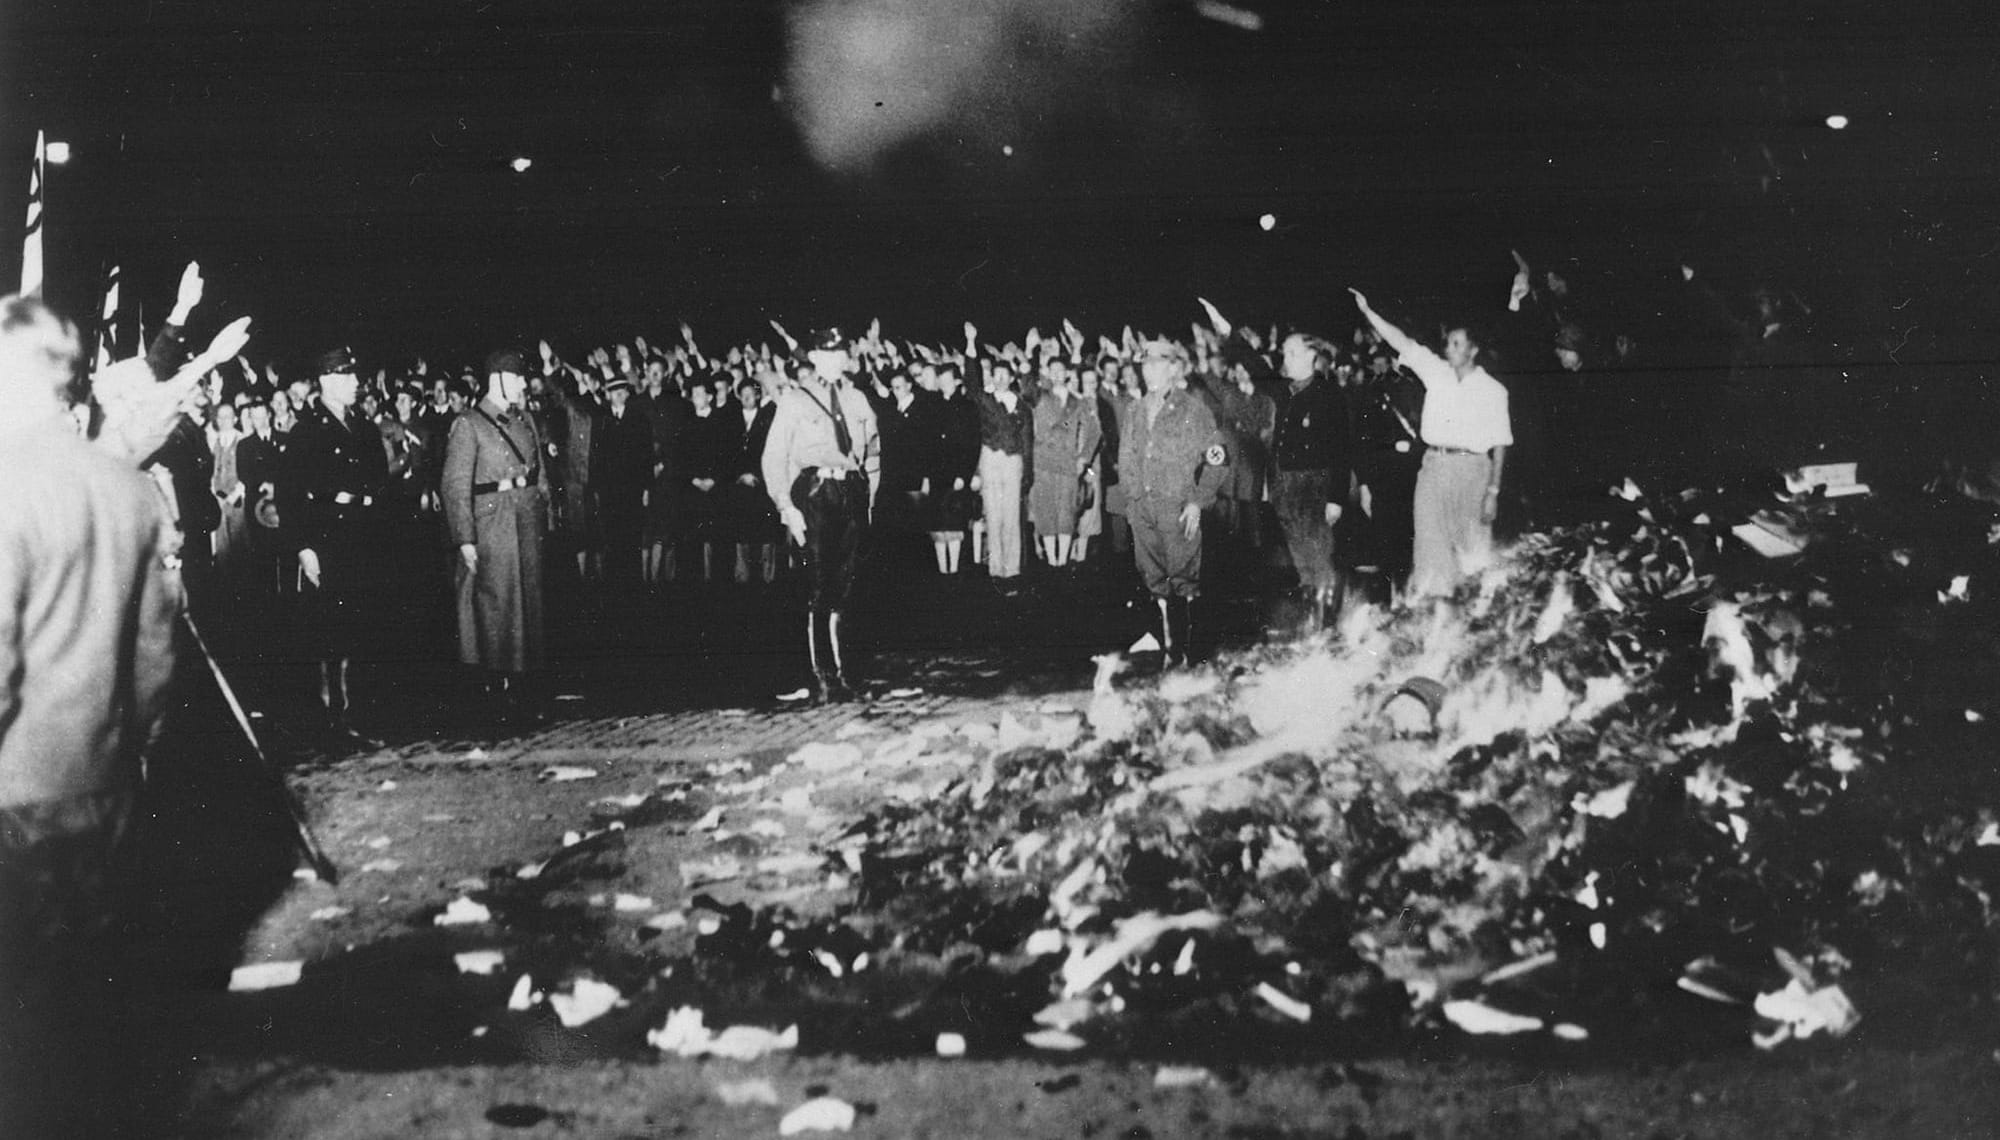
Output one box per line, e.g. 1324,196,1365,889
441,399,549,674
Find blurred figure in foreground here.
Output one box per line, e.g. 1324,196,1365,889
0,294,183,1138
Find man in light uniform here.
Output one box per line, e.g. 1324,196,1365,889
761,329,880,701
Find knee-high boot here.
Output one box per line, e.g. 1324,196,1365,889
825,610,853,702
1157,596,1181,668
806,609,831,702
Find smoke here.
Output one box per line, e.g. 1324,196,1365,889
782,0,1147,174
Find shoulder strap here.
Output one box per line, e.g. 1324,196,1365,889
796,385,853,457
476,406,533,467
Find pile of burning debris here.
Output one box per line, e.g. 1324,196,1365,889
684,476,2000,1057
316,477,2000,1066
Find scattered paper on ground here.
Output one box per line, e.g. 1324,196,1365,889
229,961,304,992
434,897,493,926
779,1097,857,1135
454,950,505,976
1443,1000,1546,1035
646,1007,799,1060
549,978,623,1028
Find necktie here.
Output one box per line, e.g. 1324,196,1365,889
826,382,853,457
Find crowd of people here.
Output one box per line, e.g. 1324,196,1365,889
82,246,1885,721
164,310,1449,701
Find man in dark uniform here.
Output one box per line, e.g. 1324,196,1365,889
1270,333,1355,632
596,374,654,586
1119,338,1230,667
539,344,605,586
762,329,880,702
281,346,390,734
441,348,550,718
233,396,288,659
1349,351,1425,598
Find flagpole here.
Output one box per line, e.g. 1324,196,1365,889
18,128,44,296
95,262,121,368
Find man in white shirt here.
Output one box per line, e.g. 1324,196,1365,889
1351,289,1511,597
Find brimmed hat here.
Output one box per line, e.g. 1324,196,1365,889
1138,338,1189,365
602,375,635,393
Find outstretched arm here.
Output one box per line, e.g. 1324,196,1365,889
1349,289,1420,358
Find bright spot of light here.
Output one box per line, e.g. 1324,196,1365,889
1001,144,1014,157
1194,0,1265,32
1825,114,1849,130
45,141,72,166
1258,213,1276,232
510,156,533,173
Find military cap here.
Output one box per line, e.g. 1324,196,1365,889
315,345,357,376
484,346,529,376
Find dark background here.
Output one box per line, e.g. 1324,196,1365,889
2,0,1995,373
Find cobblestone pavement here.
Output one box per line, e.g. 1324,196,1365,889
365,685,1015,767
325,642,1091,773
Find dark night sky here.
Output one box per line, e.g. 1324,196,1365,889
3,0,1996,371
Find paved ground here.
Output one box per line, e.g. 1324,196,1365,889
86,538,2000,1137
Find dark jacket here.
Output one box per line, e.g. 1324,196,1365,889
927,389,982,488
681,408,741,485
145,414,221,542
1271,374,1354,498
738,402,778,482
868,388,935,496
975,389,1035,459
236,431,285,532
597,404,655,502
279,400,390,557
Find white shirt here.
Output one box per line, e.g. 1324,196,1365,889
1399,344,1512,452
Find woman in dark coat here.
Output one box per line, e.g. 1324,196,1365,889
677,381,741,582
865,370,934,537
596,379,655,586
926,364,983,574
543,369,604,583
642,378,687,586
728,373,783,584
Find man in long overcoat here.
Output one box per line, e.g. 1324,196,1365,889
1119,339,1230,666
441,348,549,715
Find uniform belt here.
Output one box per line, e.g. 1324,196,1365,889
1428,445,1485,456
473,474,534,495
804,465,863,480
331,491,375,506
